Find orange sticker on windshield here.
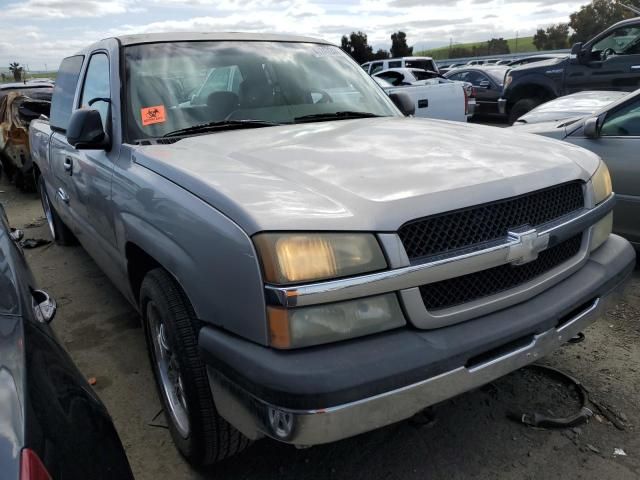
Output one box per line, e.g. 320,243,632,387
141,105,166,126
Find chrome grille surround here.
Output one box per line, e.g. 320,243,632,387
265,184,614,330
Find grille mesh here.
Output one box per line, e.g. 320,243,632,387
398,182,584,261
419,235,582,311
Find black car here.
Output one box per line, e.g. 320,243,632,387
444,66,510,116
500,17,640,123
0,203,133,480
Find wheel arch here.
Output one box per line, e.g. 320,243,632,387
507,76,559,107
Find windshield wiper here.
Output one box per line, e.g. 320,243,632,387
293,111,382,123
163,119,281,138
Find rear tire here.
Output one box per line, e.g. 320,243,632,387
37,175,76,245
508,98,543,124
140,268,250,466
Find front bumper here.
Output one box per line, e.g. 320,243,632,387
199,234,635,446
498,98,508,115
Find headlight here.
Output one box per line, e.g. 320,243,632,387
254,233,387,285
267,294,405,348
504,74,513,88
592,160,612,205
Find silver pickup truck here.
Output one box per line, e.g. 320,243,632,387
30,33,636,466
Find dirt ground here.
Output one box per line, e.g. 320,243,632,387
1,178,639,480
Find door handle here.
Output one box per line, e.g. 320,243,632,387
418,99,429,109
63,157,73,175
631,65,640,70
56,188,69,204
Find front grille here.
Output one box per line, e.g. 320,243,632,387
419,234,582,311
398,182,584,261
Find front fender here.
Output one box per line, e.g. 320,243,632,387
114,163,269,345
504,73,561,103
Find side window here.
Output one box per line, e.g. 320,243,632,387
466,72,488,87
370,62,384,74
447,72,464,82
601,98,640,137
49,55,84,132
388,61,401,68
376,71,403,86
593,26,640,56
80,53,111,127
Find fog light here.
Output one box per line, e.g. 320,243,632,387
268,293,405,348
267,407,294,439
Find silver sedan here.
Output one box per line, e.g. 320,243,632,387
512,89,640,248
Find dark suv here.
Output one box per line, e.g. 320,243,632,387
499,17,640,123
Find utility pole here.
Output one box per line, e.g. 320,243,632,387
449,37,452,58
515,31,519,53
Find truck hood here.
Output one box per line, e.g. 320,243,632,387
133,117,601,234
510,57,567,74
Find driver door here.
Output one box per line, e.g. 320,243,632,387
54,51,120,270
566,25,640,93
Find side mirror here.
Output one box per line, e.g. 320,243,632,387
583,116,600,139
570,42,584,65
389,92,415,116
479,80,491,89
66,108,110,150
32,289,56,324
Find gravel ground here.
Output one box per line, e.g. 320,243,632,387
1,177,639,480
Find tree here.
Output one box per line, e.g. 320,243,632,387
340,31,374,64
487,37,510,55
371,49,390,60
569,0,634,43
533,24,570,50
9,62,23,82
533,28,549,50
390,31,413,57
547,24,570,49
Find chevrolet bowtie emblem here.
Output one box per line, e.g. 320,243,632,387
506,227,550,265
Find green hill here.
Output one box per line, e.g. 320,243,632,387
416,36,537,60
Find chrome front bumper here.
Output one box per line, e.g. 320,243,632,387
207,295,609,447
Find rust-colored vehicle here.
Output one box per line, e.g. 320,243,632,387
0,82,53,190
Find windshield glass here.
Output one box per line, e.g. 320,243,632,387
124,41,398,141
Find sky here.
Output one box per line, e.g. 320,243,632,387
0,0,590,71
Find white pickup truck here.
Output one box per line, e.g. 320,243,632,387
373,74,471,122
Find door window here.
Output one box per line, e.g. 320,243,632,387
80,53,111,127
50,55,84,132
388,61,401,68
370,62,384,74
601,97,640,137
375,71,405,86
448,71,487,87
593,26,640,56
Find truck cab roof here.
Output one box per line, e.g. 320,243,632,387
92,32,331,49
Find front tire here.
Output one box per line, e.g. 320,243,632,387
140,268,250,466
508,97,543,124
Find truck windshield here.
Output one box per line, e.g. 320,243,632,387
124,41,398,141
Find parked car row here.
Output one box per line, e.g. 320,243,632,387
23,31,636,472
